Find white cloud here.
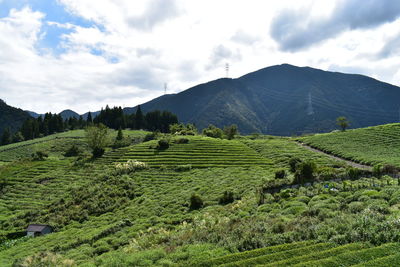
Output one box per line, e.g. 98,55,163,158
0,0,400,114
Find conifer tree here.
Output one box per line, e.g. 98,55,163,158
1,128,12,145
135,105,145,130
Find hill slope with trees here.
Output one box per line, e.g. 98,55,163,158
126,64,400,135
0,100,31,137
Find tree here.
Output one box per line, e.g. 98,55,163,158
87,112,93,124
85,123,109,158
202,125,223,138
135,105,145,130
1,128,12,145
223,124,238,140
116,127,124,141
336,116,350,131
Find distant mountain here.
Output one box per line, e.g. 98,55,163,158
0,99,32,134
26,111,41,118
81,111,100,120
59,109,80,120
125,64,400,135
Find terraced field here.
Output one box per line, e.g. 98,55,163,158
2,128,400,266
99,136,273,168
201,242,400,266
298,123,400,166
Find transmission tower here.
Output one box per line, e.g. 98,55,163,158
225,63,229,78
164,83,167,95
307,92,314,115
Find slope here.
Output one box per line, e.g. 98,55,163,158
298,123,400,167
0,99,31,135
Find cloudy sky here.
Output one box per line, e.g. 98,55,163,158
1,0,400,114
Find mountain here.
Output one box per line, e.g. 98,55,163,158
125,64,400,135
59,109,80,120
0,99,32,134
26,110,41,118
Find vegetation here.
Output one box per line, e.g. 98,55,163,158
85,124,109,158
336,116,350,131
1,123,400,266
299,123,400,167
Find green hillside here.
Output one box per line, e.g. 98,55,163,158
0,99,32,135
298,123,400,167
1,127,400,266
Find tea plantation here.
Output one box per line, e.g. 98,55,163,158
0,126,400,266
298,123,400,167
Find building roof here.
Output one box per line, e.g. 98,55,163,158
27,224,51,232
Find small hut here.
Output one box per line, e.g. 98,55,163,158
26,224,53,237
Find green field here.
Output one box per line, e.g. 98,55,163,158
298,123,400,167
1,126,400,266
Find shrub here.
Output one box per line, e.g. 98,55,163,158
92,147,105,158
373,164,383,177
294,161,316,184
13,252,75,267
64,145,80,157
156,139,170,150
223,124,238,140
218,191,235,205
115,160,148,175
174,164,192,172
274,169,286,179
189,194,203,210
143,132,158,142
347,167,361,180
174,138,189,144
202,125,223,139
289,157,302,173
112,138,131,149
31,151,48,161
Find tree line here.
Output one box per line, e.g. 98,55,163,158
0,105,178,146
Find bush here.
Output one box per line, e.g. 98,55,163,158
175,138,189,144
115,160,148,175
223,124,238,140
156,139,170,150
112,138,131,149
218,191,235,205
294,161,316,184
202,125,223,139
189,194,203,210
347,167,361,180
274,169,286,179
92,147,105,158
31,151,48,161
289,157,302,173
174,164,192,172
144,132,158,142
64,145,80,157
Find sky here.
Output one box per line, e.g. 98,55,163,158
1,0,400,114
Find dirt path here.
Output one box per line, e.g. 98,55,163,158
296,141,372,171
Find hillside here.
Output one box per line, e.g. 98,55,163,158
298,123,400,167
0,100,32,135
125,64,400,135
1,125,400,265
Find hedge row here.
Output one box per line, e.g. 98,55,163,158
198,241,315,266
295,242,400,267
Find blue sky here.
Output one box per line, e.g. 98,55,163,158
0,0,400,113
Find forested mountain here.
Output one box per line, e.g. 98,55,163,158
59,109,80,120
0,99,31,134
126,64,400,135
